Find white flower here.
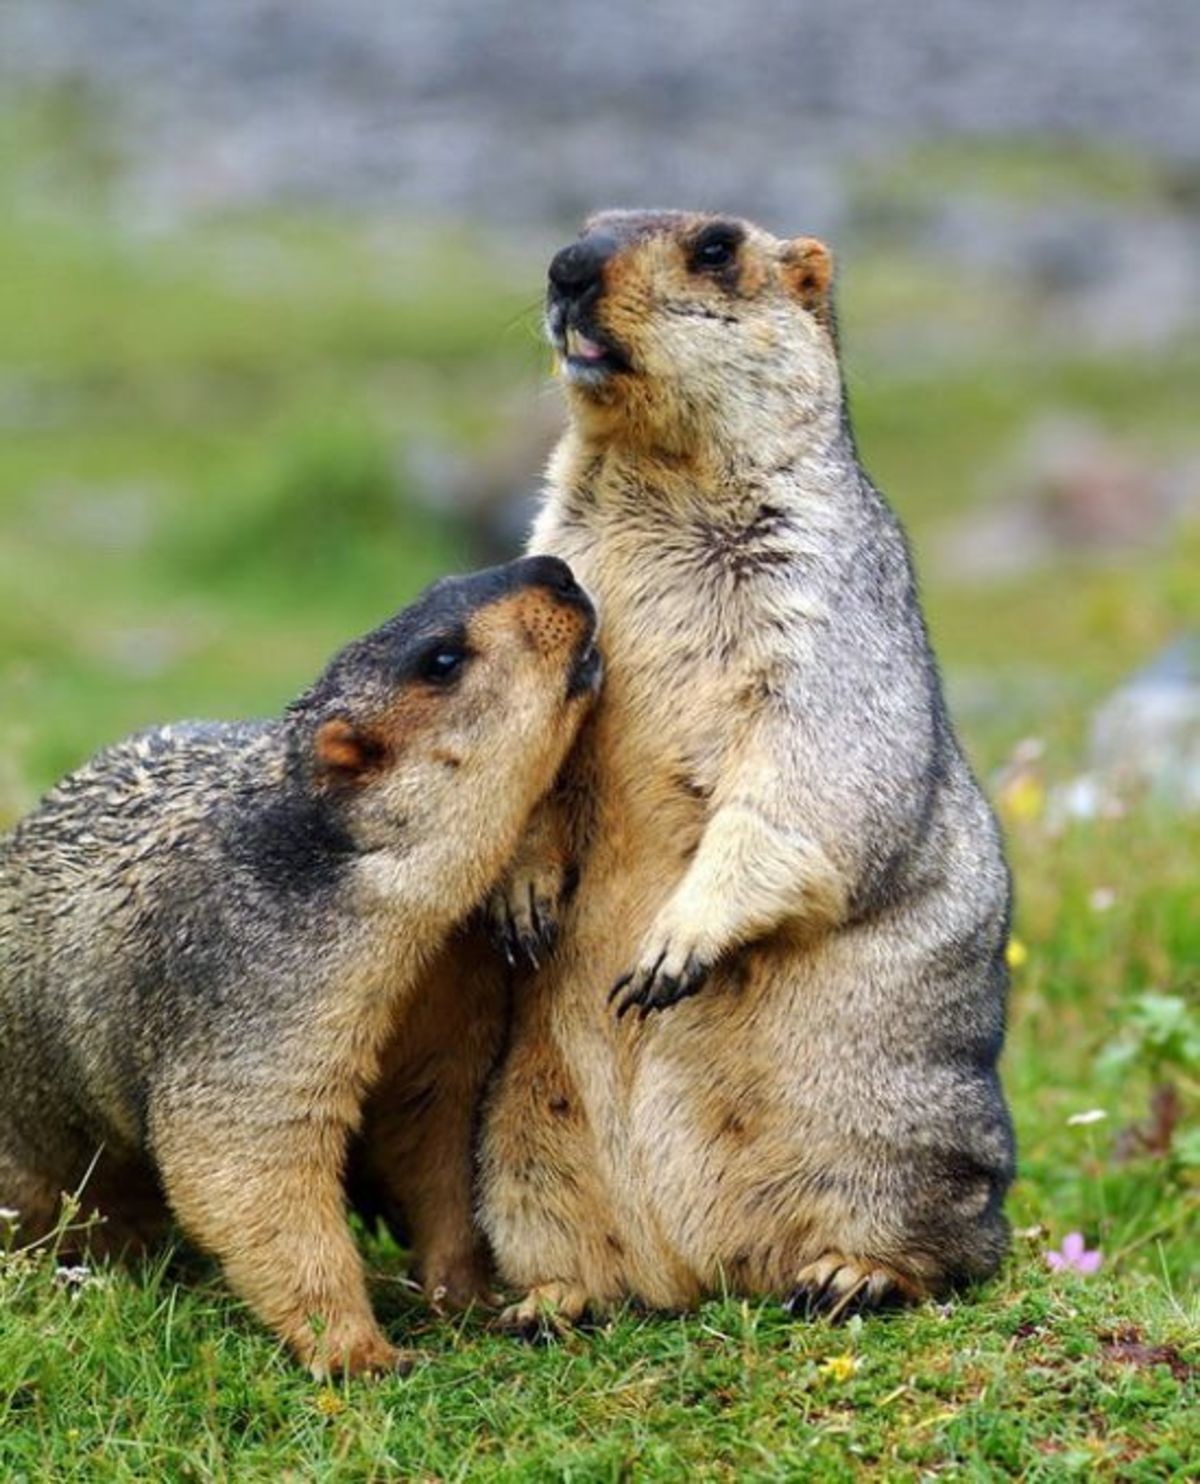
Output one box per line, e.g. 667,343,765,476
0,1207,20,1222
1067,1109,1108,1126
1088,887,1117,913
54,1264,93,1289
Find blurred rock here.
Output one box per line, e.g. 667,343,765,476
928,200,1200,353
1087,635,1200,809
1046,771,1126,826
3,0,1198,232
0,374,79,434
1031,418,1169,551
83,615,220,681
32,481,162,554
936,417,1200,581
934,502,1054,583
2,0,1199,374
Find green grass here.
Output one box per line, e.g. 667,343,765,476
855,136,1184,209
2,1217,1196,1479
1,137,1198,1478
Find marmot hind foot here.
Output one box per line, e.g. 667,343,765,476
497,1281,599,1342
782,1254,922,1323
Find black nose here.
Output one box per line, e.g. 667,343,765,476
548,234,616,301
516,555,582,598
514,556,595,623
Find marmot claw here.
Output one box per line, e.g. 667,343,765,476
610,949,711,1019
497,1281,596,1342
488,866,566,970
782,1256,914,1323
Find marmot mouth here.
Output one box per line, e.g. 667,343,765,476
547,307,630,387
566,637,604,700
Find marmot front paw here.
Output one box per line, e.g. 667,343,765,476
487,860,572,969
610,921,715,1020
307,1331,420,1382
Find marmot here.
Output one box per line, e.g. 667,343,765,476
479,211,1015,1329
0,556,600,1375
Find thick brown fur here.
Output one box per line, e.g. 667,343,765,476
478,211,1015,1329
0,557,598,1375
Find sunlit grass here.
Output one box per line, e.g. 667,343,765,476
2,1227,1195,1480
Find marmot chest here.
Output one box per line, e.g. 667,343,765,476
549,518,795,835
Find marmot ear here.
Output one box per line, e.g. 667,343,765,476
780,237,833,315
312,717,388,781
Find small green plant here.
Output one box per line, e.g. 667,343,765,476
1098,990,1200,1169
1099,991,1200,1086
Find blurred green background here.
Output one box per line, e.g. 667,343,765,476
3,138,1198,800
1,26,1198,807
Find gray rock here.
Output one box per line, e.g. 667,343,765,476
3,0,1198,229
934,418,1200,582
4,1,1200,358
1089,636,1200,808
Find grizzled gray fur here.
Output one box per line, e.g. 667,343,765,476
0,555,599,1373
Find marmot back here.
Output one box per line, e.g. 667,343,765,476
478,211,1014,1332
0,555,600,1374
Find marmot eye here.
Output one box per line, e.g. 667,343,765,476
691,225,742,273
419,645,469,684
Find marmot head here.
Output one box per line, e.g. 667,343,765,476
287,557,599,900
546,210,841,453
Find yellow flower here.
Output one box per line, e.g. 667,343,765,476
313,1390,347,1417
818,1354,861,1383
1005,938,1028,970
997,771,1045,824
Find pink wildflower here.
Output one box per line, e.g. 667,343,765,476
1045,1232,1102,1275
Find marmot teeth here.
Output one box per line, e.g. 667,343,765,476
566,327,605,361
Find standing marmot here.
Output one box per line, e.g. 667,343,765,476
480,211,1014,1329
0,556,600,1374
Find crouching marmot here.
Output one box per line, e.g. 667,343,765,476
0,556,600,1374
480,211,1015,1330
